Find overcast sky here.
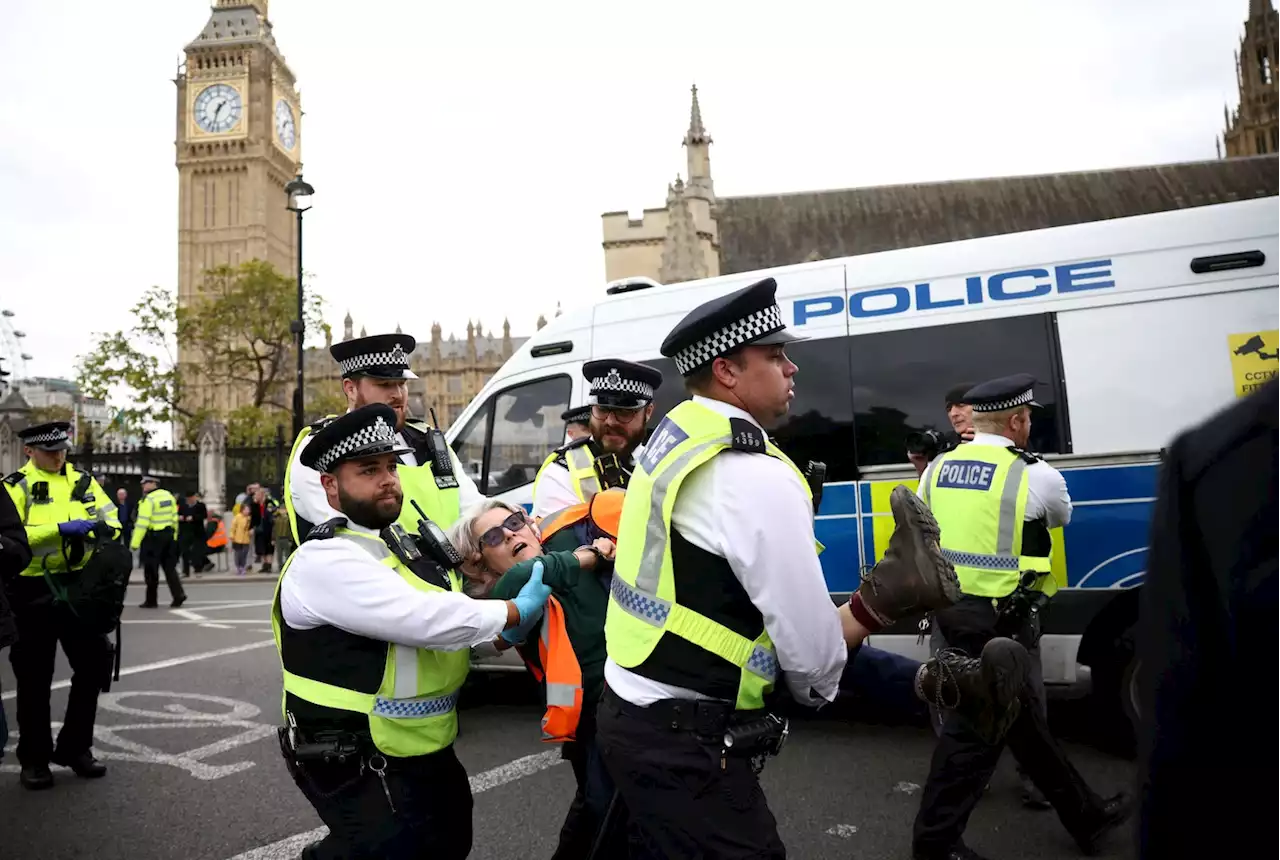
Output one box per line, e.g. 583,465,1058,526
0,0,1258,385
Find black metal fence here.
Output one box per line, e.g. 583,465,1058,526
72,426,289,506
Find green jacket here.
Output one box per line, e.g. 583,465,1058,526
491,528,610,710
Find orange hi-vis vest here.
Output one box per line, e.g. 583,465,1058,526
522,488,625,743
207,519,228,549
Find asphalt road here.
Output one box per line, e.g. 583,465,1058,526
0,580,1138,860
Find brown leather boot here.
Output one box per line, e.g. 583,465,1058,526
916,637,1030,744
850,485,960,630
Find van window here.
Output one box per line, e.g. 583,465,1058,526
451,375,571,495
847,313,1067,466
638,337,858,482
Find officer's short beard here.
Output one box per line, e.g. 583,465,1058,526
336,484,403,531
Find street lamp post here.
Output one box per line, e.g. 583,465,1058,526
285,174,315,438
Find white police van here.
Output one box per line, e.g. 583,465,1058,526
448,197,1278,737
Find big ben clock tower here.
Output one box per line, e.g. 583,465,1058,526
176,0,302,416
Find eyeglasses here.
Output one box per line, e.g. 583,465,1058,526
591,404,644,422
478,511,529,548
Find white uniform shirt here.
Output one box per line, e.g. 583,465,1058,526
919,432,1073,528
604,396,848,709
289,420,484,535
279,518,509,649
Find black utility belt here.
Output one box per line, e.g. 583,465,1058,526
602,688,789,760
279,714,373,766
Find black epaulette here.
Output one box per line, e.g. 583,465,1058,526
3,471,23,486
308,415,338,433
729,418,767,454
1008,446,1043,465
307,517,348,540
552,436,594,469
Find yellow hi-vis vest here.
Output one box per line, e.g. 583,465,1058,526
919,443,1056,599
533,439,601,508
604,399,815,711
131,488,179,550
270,526,471,758
4,462,120,576
284,418,461,543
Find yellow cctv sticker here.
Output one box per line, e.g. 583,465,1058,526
1227,330,1279,398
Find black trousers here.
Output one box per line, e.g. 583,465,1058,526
596,691,785,860
140,531,185,605
552,709,631,860
912,596,1104,857
285,743,473,860
6,576,109,767
181,528,207,573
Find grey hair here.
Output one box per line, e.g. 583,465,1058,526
447,499,528,561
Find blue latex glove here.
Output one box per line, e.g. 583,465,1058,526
58,519,97,538
501,560,552,645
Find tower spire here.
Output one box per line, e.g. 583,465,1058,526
684,84,711,146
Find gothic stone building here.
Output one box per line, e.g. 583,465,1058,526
604,16,1280,286
305,315,530,431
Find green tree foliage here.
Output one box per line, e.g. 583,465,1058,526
76,260,327,446
26,405,74,425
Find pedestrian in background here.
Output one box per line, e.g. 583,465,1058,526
272,503,294,565
114,488,134,551
230,502,254,576
1,486,34,762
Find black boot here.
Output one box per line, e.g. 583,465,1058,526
916,638,1030,744
19,764,54,790
854,486,960,627
1071,793,1132,855
171,595,186,609
51,750,107,778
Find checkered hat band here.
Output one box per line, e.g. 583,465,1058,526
589,376,654,401
314,415,397,472
973,389,1035,412
673,304,785,376
339,351,409,376
23,429,69,444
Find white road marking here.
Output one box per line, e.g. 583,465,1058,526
122,619,274,625
1,692,277,780
224,750,565,859
0,639,275,701
893,780,921,795
826,824,859,838
199,623,236,629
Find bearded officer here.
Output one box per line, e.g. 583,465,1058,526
285,332,483,544
596,278,1009,858
911,374,1130,860
3,421,119,789
274,404,553,859
531,359,664,519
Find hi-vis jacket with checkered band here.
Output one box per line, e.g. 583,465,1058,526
918,443,1056,599
604,399,817,712
4,461,119,576
270,522,471,757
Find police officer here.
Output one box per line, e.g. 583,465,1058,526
273,404,554,859
285,332,483,544
561,404,592,442
3,421,119,789
531,360,664,519
911,374,1130,860
596,278,991,858
132,475,186,609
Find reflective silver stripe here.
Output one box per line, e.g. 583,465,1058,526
16,477,32,519
996,458,1027,556
96,501,117,523
565,446,601,500
941,548,1021,571
392,644,418,699
610,574,671,626
636,436,730,594
545,682,578,707
919,459,940,508
370,690,459,719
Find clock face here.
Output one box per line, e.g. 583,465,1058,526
193,83,243,134
275,99,297,151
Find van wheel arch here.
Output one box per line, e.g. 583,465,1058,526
1078,586,1142,756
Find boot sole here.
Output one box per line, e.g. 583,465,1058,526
979,637,1032,742
889,486,961,608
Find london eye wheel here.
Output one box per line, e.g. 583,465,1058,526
0,308,32,395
